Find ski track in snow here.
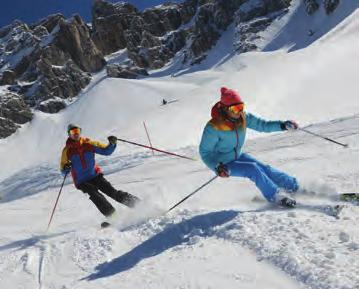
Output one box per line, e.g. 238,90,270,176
1,115,358,289
88,206,359,289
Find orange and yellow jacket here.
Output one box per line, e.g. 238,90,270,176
60,137,116,186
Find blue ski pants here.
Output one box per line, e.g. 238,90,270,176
226,153,299,202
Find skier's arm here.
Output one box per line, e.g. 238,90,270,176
88,139,116,155
246,112,284,132
199,123,220,171
60,147,69,175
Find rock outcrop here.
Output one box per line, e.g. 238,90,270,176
107,64,148,79
0,0,344,138
0,13,106,136
323,0,340,14
304,0,320,15
234,0,292,53
0,91,33,138
304,0,340,15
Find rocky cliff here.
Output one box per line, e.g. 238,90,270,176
0,0,342,138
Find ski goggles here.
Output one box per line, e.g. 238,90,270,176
227,103,245,114
69,127,81,135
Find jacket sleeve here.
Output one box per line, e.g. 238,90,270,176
246,112,284,133
60,147,69,176
88,139,116,156
199,123,220,171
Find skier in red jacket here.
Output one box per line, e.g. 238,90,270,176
60,124,140,218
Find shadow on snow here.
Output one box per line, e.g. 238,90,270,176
0,231,72,252
83,210,239,281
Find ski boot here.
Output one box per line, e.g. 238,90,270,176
275,189,296,208
279,197,297,208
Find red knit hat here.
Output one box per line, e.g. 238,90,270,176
220,87,243,106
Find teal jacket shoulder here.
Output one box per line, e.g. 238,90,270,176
199,112,284,171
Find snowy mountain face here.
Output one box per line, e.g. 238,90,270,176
0,0,352,138
0,1,359,289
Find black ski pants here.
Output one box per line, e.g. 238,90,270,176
77,174,139,217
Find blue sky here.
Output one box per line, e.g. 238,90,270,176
0,0,183,27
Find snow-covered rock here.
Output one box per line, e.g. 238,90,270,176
0,91,32,137
0,0,352,138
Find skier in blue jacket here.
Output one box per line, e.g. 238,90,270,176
60,124,140,217
199,87,299,207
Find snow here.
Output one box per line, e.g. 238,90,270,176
261,0,359,52
1,1,359,289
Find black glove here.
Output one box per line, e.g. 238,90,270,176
281,120,299,131
216,163,230,178
108,136,117,145
63,162,72,173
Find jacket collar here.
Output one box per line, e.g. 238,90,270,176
66,137,84,147
210,101,244,131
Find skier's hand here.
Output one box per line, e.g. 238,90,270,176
108,135,117,145
283,120,299,130
216,163,230,178
63,162,72,173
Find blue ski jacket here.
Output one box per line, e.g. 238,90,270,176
199,103,285,171
60,137,116,186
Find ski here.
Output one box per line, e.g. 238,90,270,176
161,99,179,106
266,198,344,219
294,203,344,219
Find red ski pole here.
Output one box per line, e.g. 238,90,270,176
143,121,155,156
46,172,68,231
115,137,196,161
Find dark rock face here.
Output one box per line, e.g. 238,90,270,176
92,0,196,68
29,14,65,33
304,0,320,15
55,15,106,72
0,15,103,101
92,0,246,67
107,64,149,79
0,92,33,138
92,0,139,55
38,98,67,113
142,4,183,36
26,58,91,108
304,0,340,15
0,70,16,85
0,13,106,137
234,0,291,53
182,0,266,64
0,118,19,138
323,0,340,14
0,0,345,138
236,0,291,22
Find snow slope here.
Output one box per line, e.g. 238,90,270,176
0,2,359,289
1,116,358,289
261,0,359,52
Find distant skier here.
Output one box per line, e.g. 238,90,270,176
162,98,168,105
199,87,299,207
60,124,140,218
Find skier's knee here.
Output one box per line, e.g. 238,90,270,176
246,163,261,175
